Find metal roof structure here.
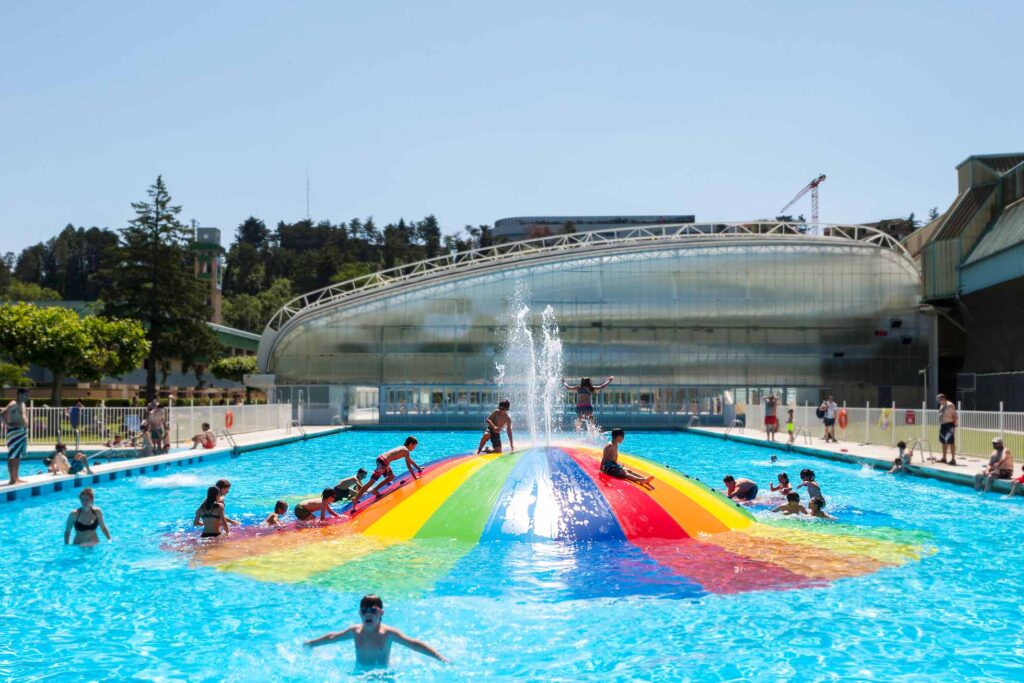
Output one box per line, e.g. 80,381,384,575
258,222,916,371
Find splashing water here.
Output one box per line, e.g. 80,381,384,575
496,284,565,445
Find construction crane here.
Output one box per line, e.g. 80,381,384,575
780,174,827,233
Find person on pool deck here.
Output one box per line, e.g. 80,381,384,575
304,594,448,668
820,396,838,443
194,486,231,537
190,423,216,450
351,437,423,504
796,468,823,500
2,387,30,485
214,479,240,526
1006,467,1024,497
47,443,71,475
975,438,1014,493
600,428,655,488
786,408,795,444
145,400,166,452
808,496,837,520
763,392,780,442
334,468,368,503
476,400,514,454
563,376,613,424
264,500,289,527
770,472,792,495
723,475,758,501
294,488,341,521
937,393,959,465
63,488,111,546
772,492,808,515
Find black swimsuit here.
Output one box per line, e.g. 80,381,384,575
74,509,99,532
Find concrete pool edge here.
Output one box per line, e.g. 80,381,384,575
685,426,1014,493
1,426,348,504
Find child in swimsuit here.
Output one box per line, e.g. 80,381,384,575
304,594,448,668
770,472,792,495
351,437,423,504
294,489,340,521
771,492,807,515
808,496,836,520
265,500,288,526
63,488,110,546
796,468,823,500
786,409,795,444
477,401,514,454
600,429,654,488
194,486,230,537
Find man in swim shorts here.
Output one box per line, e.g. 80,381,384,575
476,400,514,454
600,428,654,488
351,437,423,504
763,393,779,442
937,393,958,465
975,438,1014,493
190,423,216,450
723,475,759,501
2,388,29,485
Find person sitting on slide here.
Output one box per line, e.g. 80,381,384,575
600,428,654,488
190,423,216,450
351,437,423,504
563,376,613,423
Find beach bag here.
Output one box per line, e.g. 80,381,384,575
815,406,826,419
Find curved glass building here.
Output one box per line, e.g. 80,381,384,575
258,223,927,423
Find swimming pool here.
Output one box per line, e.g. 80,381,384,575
2,431,1021,681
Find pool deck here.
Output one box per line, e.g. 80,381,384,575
688,425,1020,495
1,426,347,504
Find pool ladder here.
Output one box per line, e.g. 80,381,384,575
687,415,701,428
215,428,237,449
724,419,744,439
797,427,813,445
909,438,933,464
287,419,306,437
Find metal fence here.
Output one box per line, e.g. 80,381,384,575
0,403,292,449
744,402,1024,462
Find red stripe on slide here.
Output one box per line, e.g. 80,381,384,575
563,448,689,540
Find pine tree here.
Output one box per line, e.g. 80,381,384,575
102,176,218,401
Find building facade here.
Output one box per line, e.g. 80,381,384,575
493,215,695,241
259,223,927,423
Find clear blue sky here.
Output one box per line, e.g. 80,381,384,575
2,1,1021,252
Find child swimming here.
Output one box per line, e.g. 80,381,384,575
770,472,792,495
304,594,448,669
796,468,823,501
264,500,288,527
771,492,807,516
808,496,836,520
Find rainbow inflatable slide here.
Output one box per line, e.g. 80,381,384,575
175,446,930,599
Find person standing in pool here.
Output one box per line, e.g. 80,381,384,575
2,388,29,486
563,376,614,424
63,488,111,546
351,437,423,504
304,594,448,668
476,400,514,454
601,428,654,488
193,486,231,537
796,468,823,501
214,479,240,527
723,475,758,501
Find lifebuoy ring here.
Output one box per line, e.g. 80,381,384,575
837,408,848,430
225,410,234,429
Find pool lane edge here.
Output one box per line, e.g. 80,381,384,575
0,427,348,505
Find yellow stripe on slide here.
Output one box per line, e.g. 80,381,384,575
215,533,396,583
743,524,924,564
573,446,754,531
364,453,502,540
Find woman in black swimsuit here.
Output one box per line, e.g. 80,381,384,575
63,488,111,546
193,486,230,537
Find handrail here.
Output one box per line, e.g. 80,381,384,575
263,222,915,336
215,428,237,449
331,415,345,426
287,419,306,437
909,438,933,464
797,427,813,445
724,419,745,438
687,415,701,428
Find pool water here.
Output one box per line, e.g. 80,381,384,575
2,431,1022,681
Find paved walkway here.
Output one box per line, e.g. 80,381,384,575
2,426,345,503
689,426,1019,494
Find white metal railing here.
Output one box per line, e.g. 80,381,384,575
264,222,914,335
724,418,745,438
0,403,291,449
744,402,1024,462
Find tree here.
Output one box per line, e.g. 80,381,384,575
102,176,217,401
222,277,295,332
210,354,258,401
928,206,940,221
0,304,149,403
4,280,61,301
0,362,31,388
562,221,577,234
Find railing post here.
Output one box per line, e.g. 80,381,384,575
1000,401,1005,442
865,401,870,444
921,401,926,442
891,401,896,446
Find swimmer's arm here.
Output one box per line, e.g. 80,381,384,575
263,513,278,526
562,380,577,390
387,627,448,663
324,503,341,519
770,504,786,512
225,514,240,526
798,505,808,515
304,626,356,648
96,508,111,540
220,506,231,535
64,512,74,544
406,456,423,476
595,377,614,390
193,507,203,527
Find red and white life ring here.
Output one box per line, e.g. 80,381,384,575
837,408,848,430
225,410,234,429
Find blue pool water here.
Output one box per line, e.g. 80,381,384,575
2,431,1023,681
